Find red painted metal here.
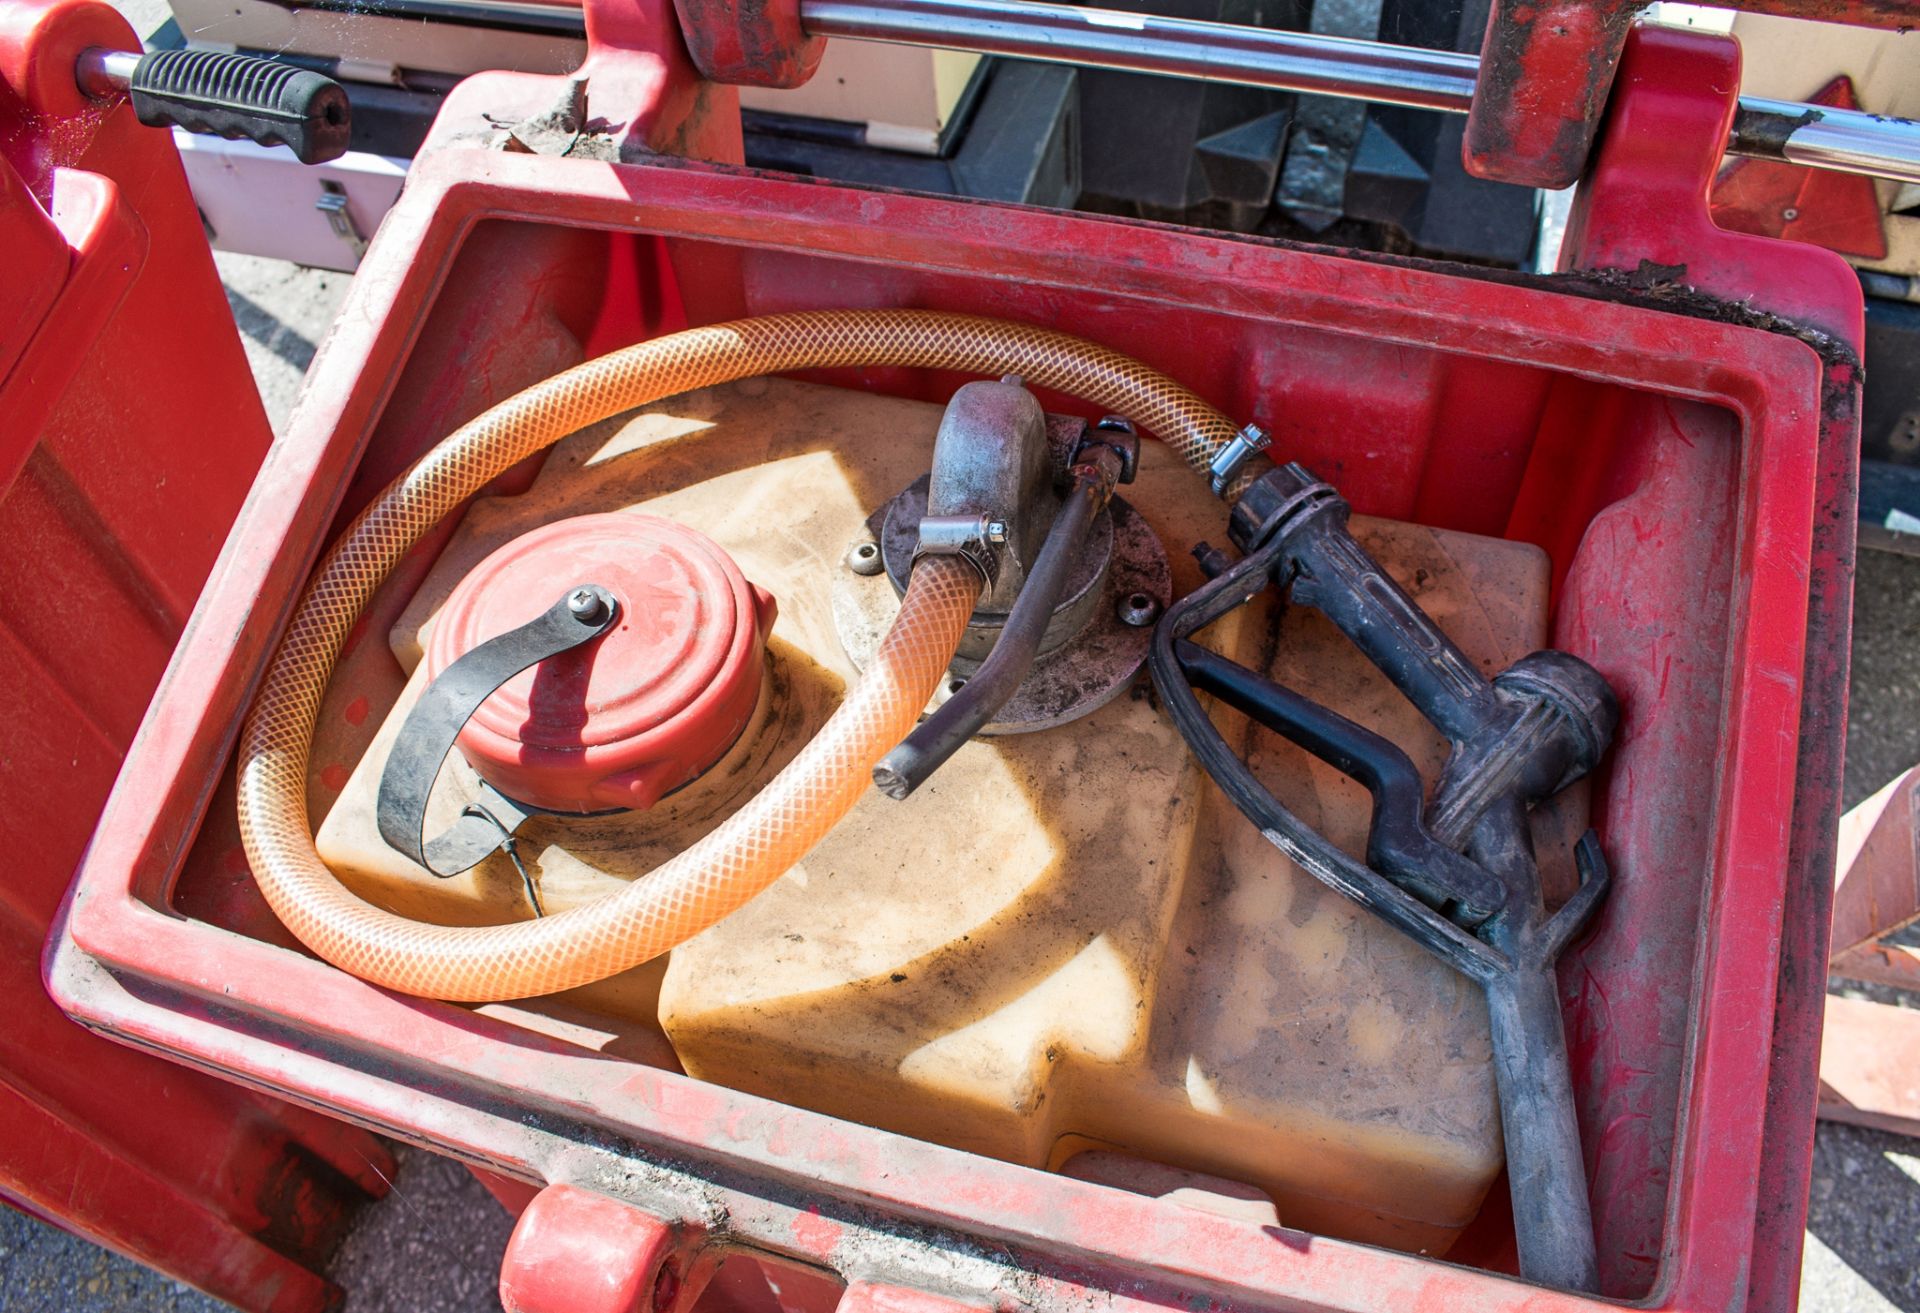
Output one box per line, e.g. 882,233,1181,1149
0,1,395,1308
1561,26,1865,343
671,0,824,90
41,15,1859,1313
1465,0,1917,188
1710,77,1889,261
500,1184,694,1312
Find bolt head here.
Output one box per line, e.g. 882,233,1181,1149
566,586,611,624
1117,591,1161,628
845,540,886,576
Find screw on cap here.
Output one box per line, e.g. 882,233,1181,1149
428,514,776,815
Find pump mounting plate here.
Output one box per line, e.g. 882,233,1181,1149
832,489,1170,734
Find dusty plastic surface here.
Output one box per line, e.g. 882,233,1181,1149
318,378,1584,1254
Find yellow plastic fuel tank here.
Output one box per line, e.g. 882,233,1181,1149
313,377,1583,1255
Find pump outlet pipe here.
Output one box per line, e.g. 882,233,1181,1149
237,310,1245,1003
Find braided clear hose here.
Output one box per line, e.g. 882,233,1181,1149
237,310,1243,1001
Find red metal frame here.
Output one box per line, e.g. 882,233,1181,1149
37,13,1863,1313
670,0,824,90
1464,0,1916,188
647,0,1919,190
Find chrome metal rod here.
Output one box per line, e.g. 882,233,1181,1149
802,0,1477,113
1734,95,1920,187
801,0,1920,185
75,47,140,99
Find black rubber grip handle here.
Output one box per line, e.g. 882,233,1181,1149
129,49,351,165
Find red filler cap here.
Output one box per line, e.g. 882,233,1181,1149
427,513,776,814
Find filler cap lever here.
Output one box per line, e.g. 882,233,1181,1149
377,586,617,888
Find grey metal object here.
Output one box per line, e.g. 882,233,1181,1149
1195,108,1293,223
1207,422,1270,497
845,539,887,576
316,181,369,264
875,440,1131,799
375,585,617,883
802,0,1920,186
1066,0,1296,221
1273,0,1379,230
1116,590,1160,627
1732,96,1920,187
74,47,139,97
801,0,1477,112
913,512,1010,584
919,378,1052,609
833,492,1170,734
951,61,1081,206
565,586,610,623
885,479,1111,663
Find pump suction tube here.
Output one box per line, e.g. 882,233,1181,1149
236,310,1247,1003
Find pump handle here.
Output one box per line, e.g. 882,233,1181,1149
77,48,352,165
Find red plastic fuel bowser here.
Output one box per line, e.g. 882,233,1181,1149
5,0,1886,1307
0,2,392,1306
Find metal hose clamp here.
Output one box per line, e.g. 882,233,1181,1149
1208,422,1272,497
911,512,1007,584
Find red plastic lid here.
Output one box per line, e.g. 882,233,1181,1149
427,513,776,814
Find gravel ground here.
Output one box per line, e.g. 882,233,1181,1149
0,1210,223,1312
320,1150,518,1313
213,252,353,424
1843,549,1920,812
1805,1124,1920,1313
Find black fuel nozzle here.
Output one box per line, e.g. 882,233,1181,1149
1151,459,1619,1293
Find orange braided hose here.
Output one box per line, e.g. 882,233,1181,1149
237,311,1243,1001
